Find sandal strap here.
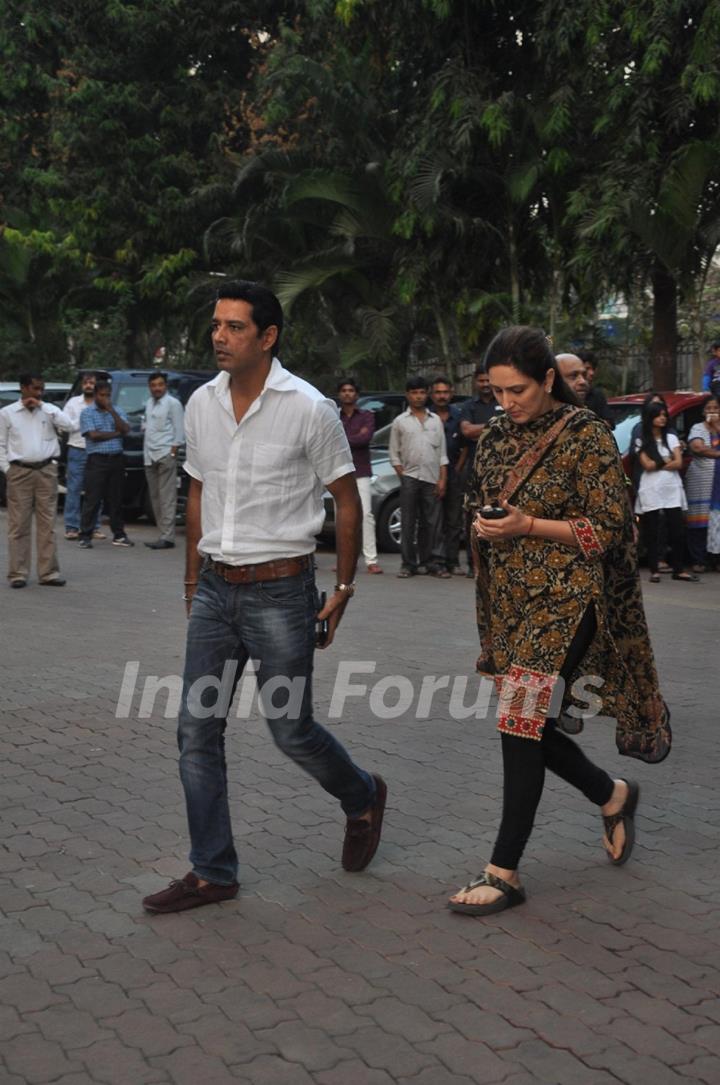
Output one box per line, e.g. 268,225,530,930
462,871,523,901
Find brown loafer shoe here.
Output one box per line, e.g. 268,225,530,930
142,872,239,914
342,774,387,872
366,563,383,574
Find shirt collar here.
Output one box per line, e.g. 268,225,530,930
210,357,293,400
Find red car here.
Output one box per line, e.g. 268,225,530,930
607,391,711,478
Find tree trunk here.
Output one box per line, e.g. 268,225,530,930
651,262,677,390
509,218,520,323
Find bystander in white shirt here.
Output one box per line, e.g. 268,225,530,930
143,391,185,465
0,400,72,474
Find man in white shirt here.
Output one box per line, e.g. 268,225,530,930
389,376,448,578
0,374,72,587
142,372,185,549
63,371,104,540
143,281,386,914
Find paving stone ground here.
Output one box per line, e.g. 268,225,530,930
1,512,720,1085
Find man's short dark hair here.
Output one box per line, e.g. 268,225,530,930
95,380,111,395
19,372,43,388
577,349,597,367
406,375,428,391
431,375,452,388
473,362,487,377
711,340,720,352
148,372,168,384
337,378,359,393
216,280,283,351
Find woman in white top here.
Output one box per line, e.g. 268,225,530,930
634,400,697,582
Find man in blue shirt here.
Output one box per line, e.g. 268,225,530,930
143,372,185,550
78,380,134,548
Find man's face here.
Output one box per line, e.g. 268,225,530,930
21,379,44,406
406,387,428,410
338,383,358,408
556,355,589,402
430,382,452,409
95,387,112,410
149,377,167,401
211,298,277,375
584,363,596,385
82,375,96,396
474,372,492,400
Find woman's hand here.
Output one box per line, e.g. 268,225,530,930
473,500,531,541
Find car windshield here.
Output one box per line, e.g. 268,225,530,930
611,408,641,456
114,384,151,423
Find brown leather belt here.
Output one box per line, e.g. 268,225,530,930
207,554,313,584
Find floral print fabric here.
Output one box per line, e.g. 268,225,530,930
467,404,668,760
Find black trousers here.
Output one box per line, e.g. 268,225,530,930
490,606,615,870
80,453,125,540
437,466,465,569
640,506,686,574
399,475,443,571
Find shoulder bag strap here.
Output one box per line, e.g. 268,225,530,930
497,407,581,506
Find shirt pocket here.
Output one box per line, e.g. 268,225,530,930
250,441,303,494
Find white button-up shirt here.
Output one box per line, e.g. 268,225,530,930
0,399,72,473
143,392,185,465
64,394,95,450
184,360,354,564
389,407,449,484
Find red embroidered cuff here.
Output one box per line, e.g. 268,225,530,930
496,665,559,741
570,517,604,560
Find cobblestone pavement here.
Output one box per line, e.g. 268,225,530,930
2,513,720,1085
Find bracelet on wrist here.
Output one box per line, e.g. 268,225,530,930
334,582,356,598
526,516,535,536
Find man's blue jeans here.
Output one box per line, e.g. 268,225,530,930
64,446,100,531
178,566,376,885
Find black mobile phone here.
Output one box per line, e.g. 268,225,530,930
479,505,508,520
315,591,329,648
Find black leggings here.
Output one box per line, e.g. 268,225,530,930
641,506,686,574
490,606,615,870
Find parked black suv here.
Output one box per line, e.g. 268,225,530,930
62,369,215,521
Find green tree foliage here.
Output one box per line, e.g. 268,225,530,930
0,0,289,372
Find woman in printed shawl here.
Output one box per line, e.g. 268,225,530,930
449,326,669,917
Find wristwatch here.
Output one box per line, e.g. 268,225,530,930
334,582,356,597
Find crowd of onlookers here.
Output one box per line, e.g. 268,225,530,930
339,339,720,585
3,339,720,589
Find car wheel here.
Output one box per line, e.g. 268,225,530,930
376,493,401,553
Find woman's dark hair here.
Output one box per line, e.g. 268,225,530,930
641,391,668,412
483,326,580,406
640,401,670,468
216,280,283,351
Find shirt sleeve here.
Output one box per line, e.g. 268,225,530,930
171,398,185,445
0,412,9,474
305,399,354,486
569,421,630,561
388,418,402,467
182,394,203,481
45,403,72,431
439,422,449,467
